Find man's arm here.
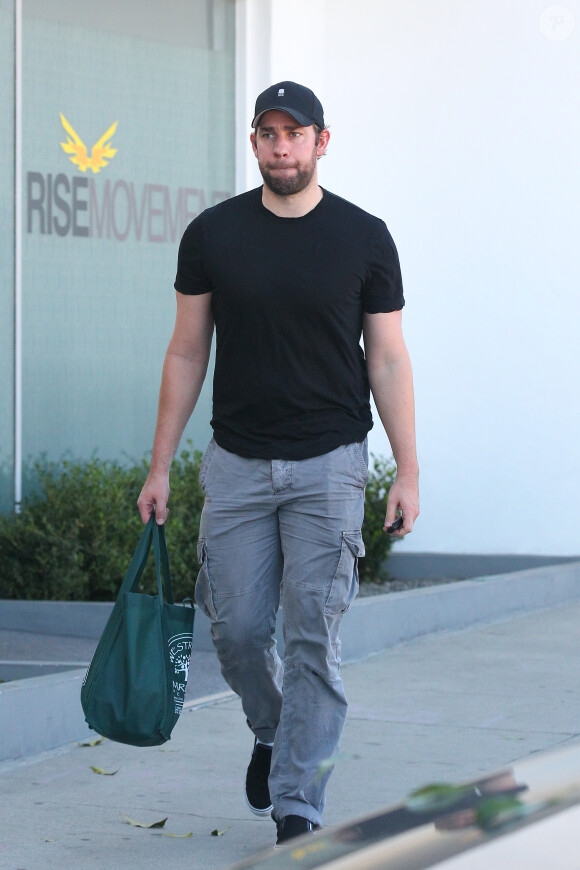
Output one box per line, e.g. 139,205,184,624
137,291,214,524
363,309,419,536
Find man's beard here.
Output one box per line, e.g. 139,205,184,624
259,152,317,196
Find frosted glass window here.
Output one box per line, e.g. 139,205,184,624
19,0,235,487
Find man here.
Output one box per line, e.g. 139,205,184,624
138,81,419,846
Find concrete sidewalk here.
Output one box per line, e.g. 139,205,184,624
2,560,580,761
0,600,579,870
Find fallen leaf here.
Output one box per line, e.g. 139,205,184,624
90,766,118,776
211,828,227,837
475,796,526,831
161,832,193,838
78,737,104,747
121,813,167,829
406,783,473,813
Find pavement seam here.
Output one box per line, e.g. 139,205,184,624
183,689,236,711
346,715,579,734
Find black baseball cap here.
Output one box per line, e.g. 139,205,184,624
252,81,325,129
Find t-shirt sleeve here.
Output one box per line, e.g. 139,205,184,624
174,213,213,295
361,221,405,313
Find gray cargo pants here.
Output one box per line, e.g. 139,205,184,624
194,438,367,826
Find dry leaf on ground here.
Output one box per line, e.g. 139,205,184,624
121,813,168,829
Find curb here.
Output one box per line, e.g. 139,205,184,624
1,560,579,764
340,559,580,658
0,669,91,762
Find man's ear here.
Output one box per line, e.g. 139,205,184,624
250,131,258,157
317,128,330,158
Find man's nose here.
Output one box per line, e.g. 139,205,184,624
273,137,289,156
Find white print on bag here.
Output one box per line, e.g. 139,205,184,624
168,632,193,714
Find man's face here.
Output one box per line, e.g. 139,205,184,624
251,109,324,196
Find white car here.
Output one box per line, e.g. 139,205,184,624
227,741,580,870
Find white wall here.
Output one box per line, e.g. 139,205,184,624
237,0,580,557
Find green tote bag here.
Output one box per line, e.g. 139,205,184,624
81,515,195,746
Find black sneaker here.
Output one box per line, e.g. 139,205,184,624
275,815,318,846
245,739,273,816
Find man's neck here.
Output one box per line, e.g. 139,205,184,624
261,181,323,218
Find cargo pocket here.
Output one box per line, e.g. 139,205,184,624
194,538,217,621
324,530,366,616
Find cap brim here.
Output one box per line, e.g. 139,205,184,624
252,106,314,128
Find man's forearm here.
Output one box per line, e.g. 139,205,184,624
149,348,210,475
368,353,418,476
138,291,213,524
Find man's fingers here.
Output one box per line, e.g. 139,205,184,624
137,482,170,525
137,499,169,525
383,477,419,536
383,491,401,531
384,514,408,536
154,504,169,525
384,518,403,533
137,499,154,524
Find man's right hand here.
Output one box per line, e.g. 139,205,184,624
137,472,170,524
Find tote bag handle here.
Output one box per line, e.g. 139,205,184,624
153,519,174,605
119,513,174,604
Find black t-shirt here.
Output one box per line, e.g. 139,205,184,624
174,187,404,460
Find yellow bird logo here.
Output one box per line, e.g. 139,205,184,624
59,114,118,173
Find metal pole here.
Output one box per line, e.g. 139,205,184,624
14,0,23,511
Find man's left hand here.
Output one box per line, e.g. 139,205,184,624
384,473,420,536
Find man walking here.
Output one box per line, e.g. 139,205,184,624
138,81,419,846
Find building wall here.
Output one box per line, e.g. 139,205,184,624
239,0,580,557
1,0,236,511
4,0,578,560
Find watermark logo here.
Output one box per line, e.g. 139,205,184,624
60,114,118,173
539,5,576,40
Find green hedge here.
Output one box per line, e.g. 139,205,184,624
0,446,397,600
360,453,398,582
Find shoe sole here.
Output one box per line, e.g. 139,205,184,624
245,793,273,818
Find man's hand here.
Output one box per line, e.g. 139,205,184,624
384,472,419,537
137,472,170,525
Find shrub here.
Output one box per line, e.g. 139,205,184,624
0,446,398,600
0,447,204,602
360,454,399,582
